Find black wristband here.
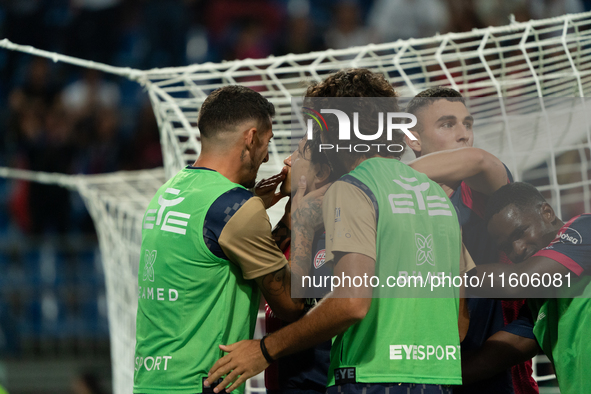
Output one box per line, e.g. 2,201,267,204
260,335,274,363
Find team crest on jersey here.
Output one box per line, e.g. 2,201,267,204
314,249,326,269
415,233,434,266
144,250,157,282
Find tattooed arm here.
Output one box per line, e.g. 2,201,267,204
216,196,303,321
255,264,304,322
290,178,331,295
291,200,321,274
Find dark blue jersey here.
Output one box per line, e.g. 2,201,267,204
202,186,253,259
268,230,332,394
186,166,254,260
450,167,538,394
533,214,591,276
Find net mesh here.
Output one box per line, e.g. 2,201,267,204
143,11,591,221
3,10,591,393
76,169,167,393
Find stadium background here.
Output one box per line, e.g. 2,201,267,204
1,0,590,393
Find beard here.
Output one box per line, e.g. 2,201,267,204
241,177,257,189
240,159,259,189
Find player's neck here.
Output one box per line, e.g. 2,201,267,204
193,150,244,184
553,218,565,233
545,218,566,246
348,154,394,171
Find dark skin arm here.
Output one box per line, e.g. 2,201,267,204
205,252,374,393
462,330,540,384
471,255,573,298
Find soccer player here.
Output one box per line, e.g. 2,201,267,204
404,88,539,394
133,85,305,394
479,181,591,393
206,69,469,394
265,135,336,394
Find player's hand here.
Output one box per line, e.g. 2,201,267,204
292,176,331,232
205,340,269,393
255,168,288,209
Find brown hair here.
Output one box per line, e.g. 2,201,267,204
304,69,403,178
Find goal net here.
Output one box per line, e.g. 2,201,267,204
141,11,591,220
2,10,591,394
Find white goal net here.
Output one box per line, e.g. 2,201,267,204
2,10,591,394
140,10,591,219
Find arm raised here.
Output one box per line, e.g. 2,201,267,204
409,147,508,195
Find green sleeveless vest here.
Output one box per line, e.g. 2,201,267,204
529,277,591,393
134,168,259,394
327,158,462,386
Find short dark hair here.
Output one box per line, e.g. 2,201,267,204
406,87,465,132
197,85,275,138
303,69,402,178
484,182,547,224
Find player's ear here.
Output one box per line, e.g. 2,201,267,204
540,202,556,224
404,130,421,156
244,127,257,151
314,163,332,186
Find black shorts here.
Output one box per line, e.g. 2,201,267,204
327,383,453,394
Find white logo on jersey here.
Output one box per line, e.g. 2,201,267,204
415,233,434,266
144,250,157,282
388,177,452,216
390,344,460,361
143,188,191,235
135,355,172,372
556,227,582,245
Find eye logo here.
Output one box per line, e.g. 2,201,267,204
144,250,157,282
303,107,328,136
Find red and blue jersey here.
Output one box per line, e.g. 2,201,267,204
450,167,539,394
266,230,332,393
533,214,591,276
